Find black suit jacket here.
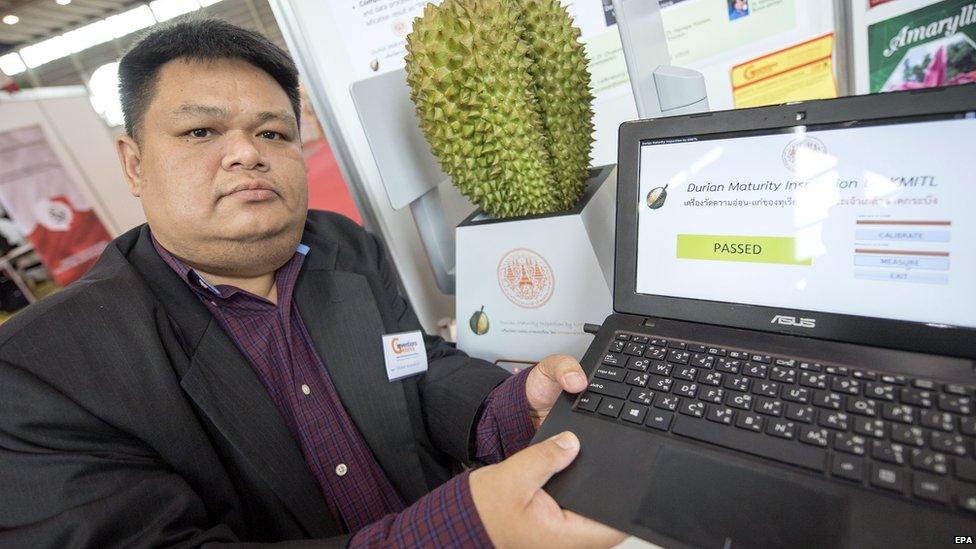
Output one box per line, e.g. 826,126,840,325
0,211,509,547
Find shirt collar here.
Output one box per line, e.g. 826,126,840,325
150,231,309,301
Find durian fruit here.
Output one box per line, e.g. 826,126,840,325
405,0,594,218
469,305,489,335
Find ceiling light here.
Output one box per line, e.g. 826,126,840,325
2,15,19,25
149,0,200,23
56,0,72,5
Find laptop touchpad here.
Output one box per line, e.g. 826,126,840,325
636,448,848,548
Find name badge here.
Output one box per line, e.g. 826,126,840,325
382,330,428,381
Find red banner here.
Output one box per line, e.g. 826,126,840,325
0,125,112,286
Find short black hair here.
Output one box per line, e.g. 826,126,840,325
118,17,301,139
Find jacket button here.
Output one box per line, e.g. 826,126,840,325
335,463,347,477
301,384,311,395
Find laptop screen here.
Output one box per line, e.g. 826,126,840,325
635,111,976,329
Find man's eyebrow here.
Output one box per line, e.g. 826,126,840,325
256,110,298,128
170,103,228,118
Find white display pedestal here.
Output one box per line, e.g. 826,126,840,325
456,166,616,371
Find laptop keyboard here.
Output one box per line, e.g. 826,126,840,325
575,331,976,514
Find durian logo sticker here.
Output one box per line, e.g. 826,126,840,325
497,248,555,309
646,184,669,210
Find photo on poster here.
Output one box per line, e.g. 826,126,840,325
728,0,750,21
868,0,976,92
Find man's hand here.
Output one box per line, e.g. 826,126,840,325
469,431,626,548
526,354,588,429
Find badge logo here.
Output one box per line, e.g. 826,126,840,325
782,136,826,172
497,248,554,309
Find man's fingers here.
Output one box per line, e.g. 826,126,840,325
500,431,580,494
537,354,587,393
561,509,629,548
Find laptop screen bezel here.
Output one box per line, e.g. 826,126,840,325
614,84,976,360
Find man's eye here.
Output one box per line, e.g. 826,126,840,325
188,128,213,138
260,130,285,140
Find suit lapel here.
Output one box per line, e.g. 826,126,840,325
125,226,337,537
295,257,430,503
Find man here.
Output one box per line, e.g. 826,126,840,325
0,18,625,548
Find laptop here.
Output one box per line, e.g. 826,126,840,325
532,84,976,548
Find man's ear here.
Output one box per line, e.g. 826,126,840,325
116,134,144,197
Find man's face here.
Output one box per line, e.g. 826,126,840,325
121,57,307,272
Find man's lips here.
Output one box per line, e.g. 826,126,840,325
223,181,280,200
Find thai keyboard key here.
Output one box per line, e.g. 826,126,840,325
783,387,811,404
881,403,915,424
735,412,764,432
753,381,780,398
667,350,691,364
621,402,648,424
832,455,864,482
913,474,949,504
655,395,680,411
623,342,646,356
938,394,973,415
724,375,751,393
871,464,907,493
707,406,735,425
626,372,650,387
847,398,877,417
786,404,816,424
853,417,885,439
587,380,629,400
834,433,867,456
726,392,753,410
699,387,725,404
831,378,860,395
799,426,829,447
755,397,783,417
597,398,624,418
674,366,698,381
920,410,955,432
645,410,674,431
674,381,698,398
872,440,907,465
911,448,949,475
743,363,768,379
649,375,673,393
901,388,934,408
649,361,671,376
770,366,796,384
602,353,624,367
699,371,724,386
865,383,895,401
680,400,705,418
594,366,626,382
891,425,925,447
819,411,849,431
930,432,968,457
626,357,652,372
800,372,828,390
630,388,655,406
813,391,843,410
766,418,797,440
576,393,600,412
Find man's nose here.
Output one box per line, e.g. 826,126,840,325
222,132,267,171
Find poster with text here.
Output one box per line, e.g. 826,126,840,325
869,0,976,92
0,125,112,286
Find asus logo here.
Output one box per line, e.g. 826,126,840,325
770,315,816,328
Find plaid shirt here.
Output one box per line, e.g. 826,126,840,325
152,236,535,546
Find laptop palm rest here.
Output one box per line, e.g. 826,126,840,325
637,447,849,548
